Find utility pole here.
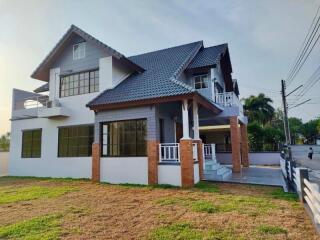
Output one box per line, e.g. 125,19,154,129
281,79,291,145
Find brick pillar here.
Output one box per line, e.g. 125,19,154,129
147,140,159,185
193,139,204,180
230,116,241,173
92,143,101,182
180,139,194,187
240,123,250,167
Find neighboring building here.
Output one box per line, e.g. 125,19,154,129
9,25,248,187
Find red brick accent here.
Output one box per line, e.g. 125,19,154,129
193,139,204,180
230,116,241,172
240,123,250,167
147,140,159,185
180,139,194,187
92,143,101,182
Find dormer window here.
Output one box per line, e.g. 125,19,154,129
73,42,86,60
194,74,209,89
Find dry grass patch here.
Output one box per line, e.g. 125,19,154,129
0,177,317,239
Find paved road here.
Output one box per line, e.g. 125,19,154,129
291,145,320,184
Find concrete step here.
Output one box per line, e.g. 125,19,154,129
204,165,232,181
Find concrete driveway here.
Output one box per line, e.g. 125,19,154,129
291,145,320,184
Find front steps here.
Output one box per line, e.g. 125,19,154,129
204,159,232,181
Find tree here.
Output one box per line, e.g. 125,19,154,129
243,93,275,125
247,121,264,151
0,132,10,151
288,117,303,144
302,118,320,144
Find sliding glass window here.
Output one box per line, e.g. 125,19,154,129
101,119,147,157
22,129,42,158
58,125,94,157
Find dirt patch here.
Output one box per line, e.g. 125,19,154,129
0,177,318,239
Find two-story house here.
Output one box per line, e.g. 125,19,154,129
9,25,249,187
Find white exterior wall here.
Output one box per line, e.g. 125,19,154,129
194,163,200,184
158,165,181,186
100,157,148,184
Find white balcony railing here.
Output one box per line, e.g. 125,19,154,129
192,143,198,162
12,89,69,119
159,143,180,163
215,92,241,107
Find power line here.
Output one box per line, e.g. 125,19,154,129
286,5,320,86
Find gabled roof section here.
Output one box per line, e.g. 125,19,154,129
87,41,205,108
31,25,144,81
34,83,49,93
187,43,228,69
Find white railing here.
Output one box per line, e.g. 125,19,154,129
215,92,241,107
192,143,198,162
203,144,216,160
14,95,54,111
304,178,320,224
159,143,180,162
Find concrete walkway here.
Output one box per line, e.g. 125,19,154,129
205,165,286,187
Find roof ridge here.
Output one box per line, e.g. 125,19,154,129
128,41,203,59
169,41,203,92
204,43,228,49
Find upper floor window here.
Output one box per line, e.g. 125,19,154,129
194,74,209,89
60,70,99,97
73,42,86,60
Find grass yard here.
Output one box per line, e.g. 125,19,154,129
0,177,317,239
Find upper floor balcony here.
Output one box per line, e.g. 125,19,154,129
11,89,70,120
214,91,244,115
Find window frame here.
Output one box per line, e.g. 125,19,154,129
100,118,147,157
21,129,42,158
57,124,94,158
59,69,99,98
193,74,209,89
73,42,86,60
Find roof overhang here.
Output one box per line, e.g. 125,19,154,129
31,25,144,81
87,92,222,115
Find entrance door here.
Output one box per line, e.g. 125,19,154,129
175,122,183,143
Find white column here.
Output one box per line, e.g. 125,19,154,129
182,99,190,139
193,100,200,140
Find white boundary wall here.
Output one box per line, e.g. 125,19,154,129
158,164,181,186
0,152,8,176
100,157,148,184
217,152,280,165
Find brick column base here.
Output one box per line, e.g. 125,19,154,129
92,143,101,182
230,116,241,173
147,140,159,185
180,139,194,187
193,139,204,180
240,124,250,167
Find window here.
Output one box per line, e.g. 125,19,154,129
194,74,209,89
60,70,99,97
73,42,86,60
58,125,94,157
22,129,42,158
159,119,164,143
101,119,147,157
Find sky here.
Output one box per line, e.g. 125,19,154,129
1,0,320,135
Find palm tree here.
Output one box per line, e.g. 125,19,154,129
243,93,275,125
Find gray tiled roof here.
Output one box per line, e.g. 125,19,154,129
187,44,227,69
88,41,203,107
34,83,49,93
